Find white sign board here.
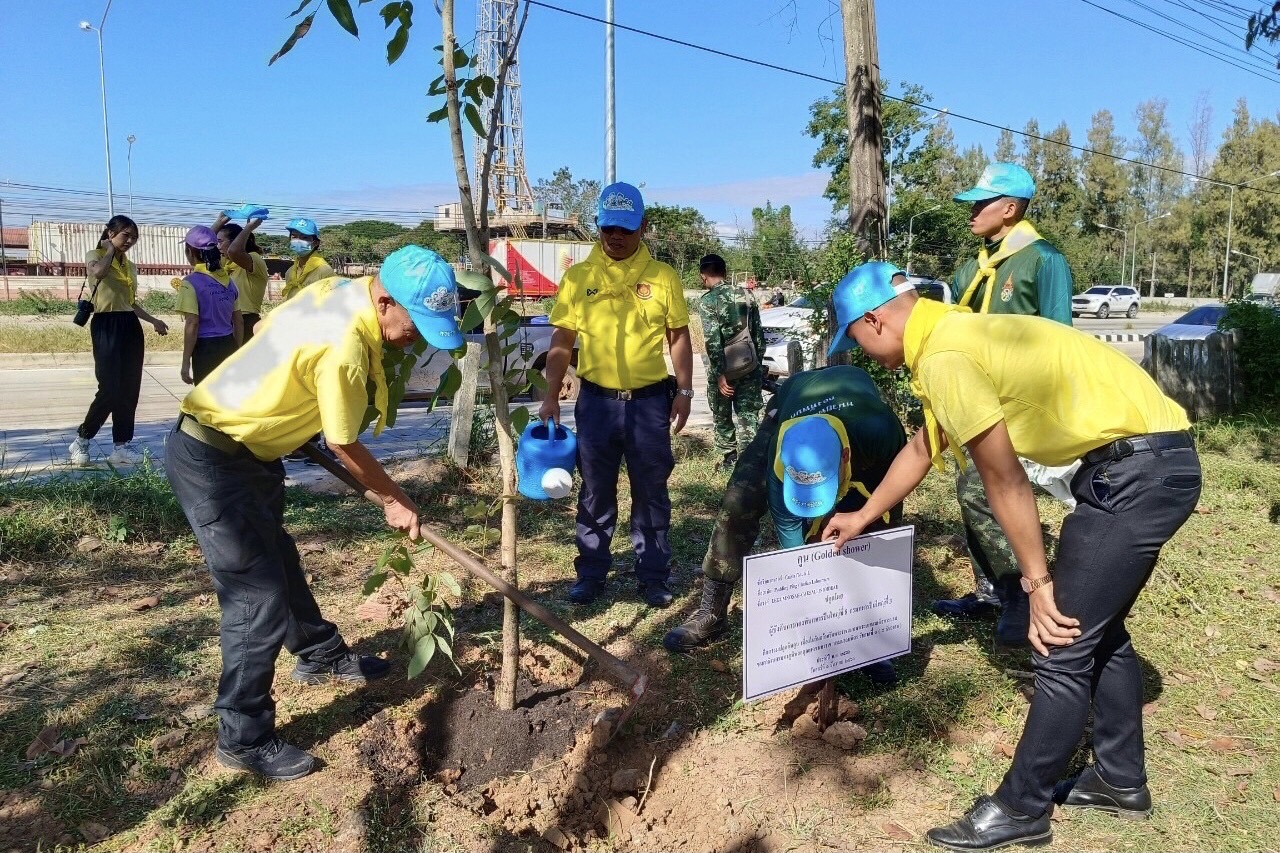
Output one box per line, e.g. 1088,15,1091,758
741,526,915,702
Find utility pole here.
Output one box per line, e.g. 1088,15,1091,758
1149,251,1157,298
0,196,9,299
840,0,886,258
604,0,616,184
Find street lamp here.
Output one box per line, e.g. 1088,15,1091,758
1095,222,1128,282
1131,212,1169,294
887,108,948,234
906,204,941,274
80,0,116,218
1192,169,1280,300
126,134,136,214
1230,248,1262,279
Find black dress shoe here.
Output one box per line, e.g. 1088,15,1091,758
926,796,1051,851
932,592,1000,619
567,578,605,604
1054,765,1152,820
638,581,673,608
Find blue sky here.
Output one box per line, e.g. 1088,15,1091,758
2,0,1277,236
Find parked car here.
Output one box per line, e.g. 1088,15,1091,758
1147,304,1227,341
761,296,819,379
1072,285,1141,319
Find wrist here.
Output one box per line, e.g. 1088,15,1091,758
1020,573,1053,594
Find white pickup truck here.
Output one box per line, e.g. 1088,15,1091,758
406,315,580,402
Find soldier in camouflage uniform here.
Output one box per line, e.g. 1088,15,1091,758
697,254,765,470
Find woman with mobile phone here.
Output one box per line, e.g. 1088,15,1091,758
69,215,170,466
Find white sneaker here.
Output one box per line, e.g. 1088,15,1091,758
109,443,142,466
68,437,90,466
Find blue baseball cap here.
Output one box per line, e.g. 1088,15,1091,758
379,246,464,350
827,261,911,358
597,182,645,231
778,416,844,519
953,163,1037,203
287,217,320,237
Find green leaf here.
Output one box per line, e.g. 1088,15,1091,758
452,47,469,69
435,634,453,662
460,299,485,333
387,21,410,64
462,502,487,520
476,75,496,99
484,529,502,545
379,1,402,26
437,572,462,597
463,103,486,138
421,611,439,634
426,104,449,124
436,363,462,398
479,251,512,283
511,406,531,434
289,0,318,16
326,0,359,36
407,634,437,678
362,570,388,595
269,11,317,65
527,370,548,392
427,73,446,96
464,524,484,536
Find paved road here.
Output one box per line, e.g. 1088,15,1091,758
1073,311,1178,336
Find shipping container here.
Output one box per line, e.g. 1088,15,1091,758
489,238,594,298
28,221,188,274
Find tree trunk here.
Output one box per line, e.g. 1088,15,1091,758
442,0,521,711
841,0,887,258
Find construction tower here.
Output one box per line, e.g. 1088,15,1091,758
475,0,534,218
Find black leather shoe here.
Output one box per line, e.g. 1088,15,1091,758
994,576,1030,649
638,581,673,608
926,796,1051,851
567,578,605,604
1054,766,1152,820
292,652,391,685
932,593,1000,619
216,736,315,781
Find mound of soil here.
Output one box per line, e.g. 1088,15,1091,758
422,680,592,790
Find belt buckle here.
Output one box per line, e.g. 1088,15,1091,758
1114,438,1135,459
618,389,633,401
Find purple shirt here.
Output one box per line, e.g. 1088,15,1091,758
186,272,239,339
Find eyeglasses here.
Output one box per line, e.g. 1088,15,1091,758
600,225,637,237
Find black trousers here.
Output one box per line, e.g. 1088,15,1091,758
193,335,238,384
165,425,348,749
241,313,260,346
996,441,1201,817
78,311,144,444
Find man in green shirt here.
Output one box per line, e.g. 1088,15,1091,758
697,253,765,469
936,163,1075,648
664,355,906,685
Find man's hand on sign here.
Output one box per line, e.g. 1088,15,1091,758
384,497,422,542
670,393,691,434
823,510,869,548
538,397,561,427
717,375,735,398
1027,583,1080,656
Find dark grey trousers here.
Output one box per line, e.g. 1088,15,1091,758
165,425,347,749
996,441,1201,817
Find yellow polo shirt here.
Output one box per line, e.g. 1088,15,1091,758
83,248,137,312
281,254,335,302
905,299,1189,469
549,244,688,390
229,252,269,314
181,276,388,461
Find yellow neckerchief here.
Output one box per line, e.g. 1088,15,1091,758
904,298,973,472
353,277,390,437
957,219,1044,313
169,262,232,291
98,250,136,303
583,242,652,304
772,413,890,536
289,253,328,281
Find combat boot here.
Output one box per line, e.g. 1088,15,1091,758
663,579,734,652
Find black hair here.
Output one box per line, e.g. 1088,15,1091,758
1010,197,1030,219
218,222,261,254
187,244,223,272
700,253,727,277
100,214,138,242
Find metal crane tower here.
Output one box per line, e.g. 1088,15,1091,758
475,0,534,217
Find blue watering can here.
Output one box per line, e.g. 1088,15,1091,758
517,418,577,500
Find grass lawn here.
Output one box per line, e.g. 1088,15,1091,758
1,419,1278,852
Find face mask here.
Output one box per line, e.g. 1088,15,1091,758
289,239,313,256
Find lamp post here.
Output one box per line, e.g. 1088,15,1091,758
906,204,941,274
887,108,948,235
1131,212,1169,295
126,134,135,214
1095,222,1128,281
1230,248,1262,279
1192,169,1280,300
80,0,116,218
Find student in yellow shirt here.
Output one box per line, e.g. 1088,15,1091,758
164,245,463,782
822,263,1200,851
213,213,269,342
174,226,242,385
69,214,169,467
281,217,334,301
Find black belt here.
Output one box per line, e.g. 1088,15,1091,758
177,413,247,457
1082,431,1193,466
580,377,669,401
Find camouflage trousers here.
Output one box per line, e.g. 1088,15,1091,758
707,369,764,455
702,415,901,585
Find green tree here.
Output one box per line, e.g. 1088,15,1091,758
644,203,721,284
749,202,809,285
1021,119,1044,181
532,167,600,233
1035,122,1082,243
1080,110,1131,284
994,128,1017,163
